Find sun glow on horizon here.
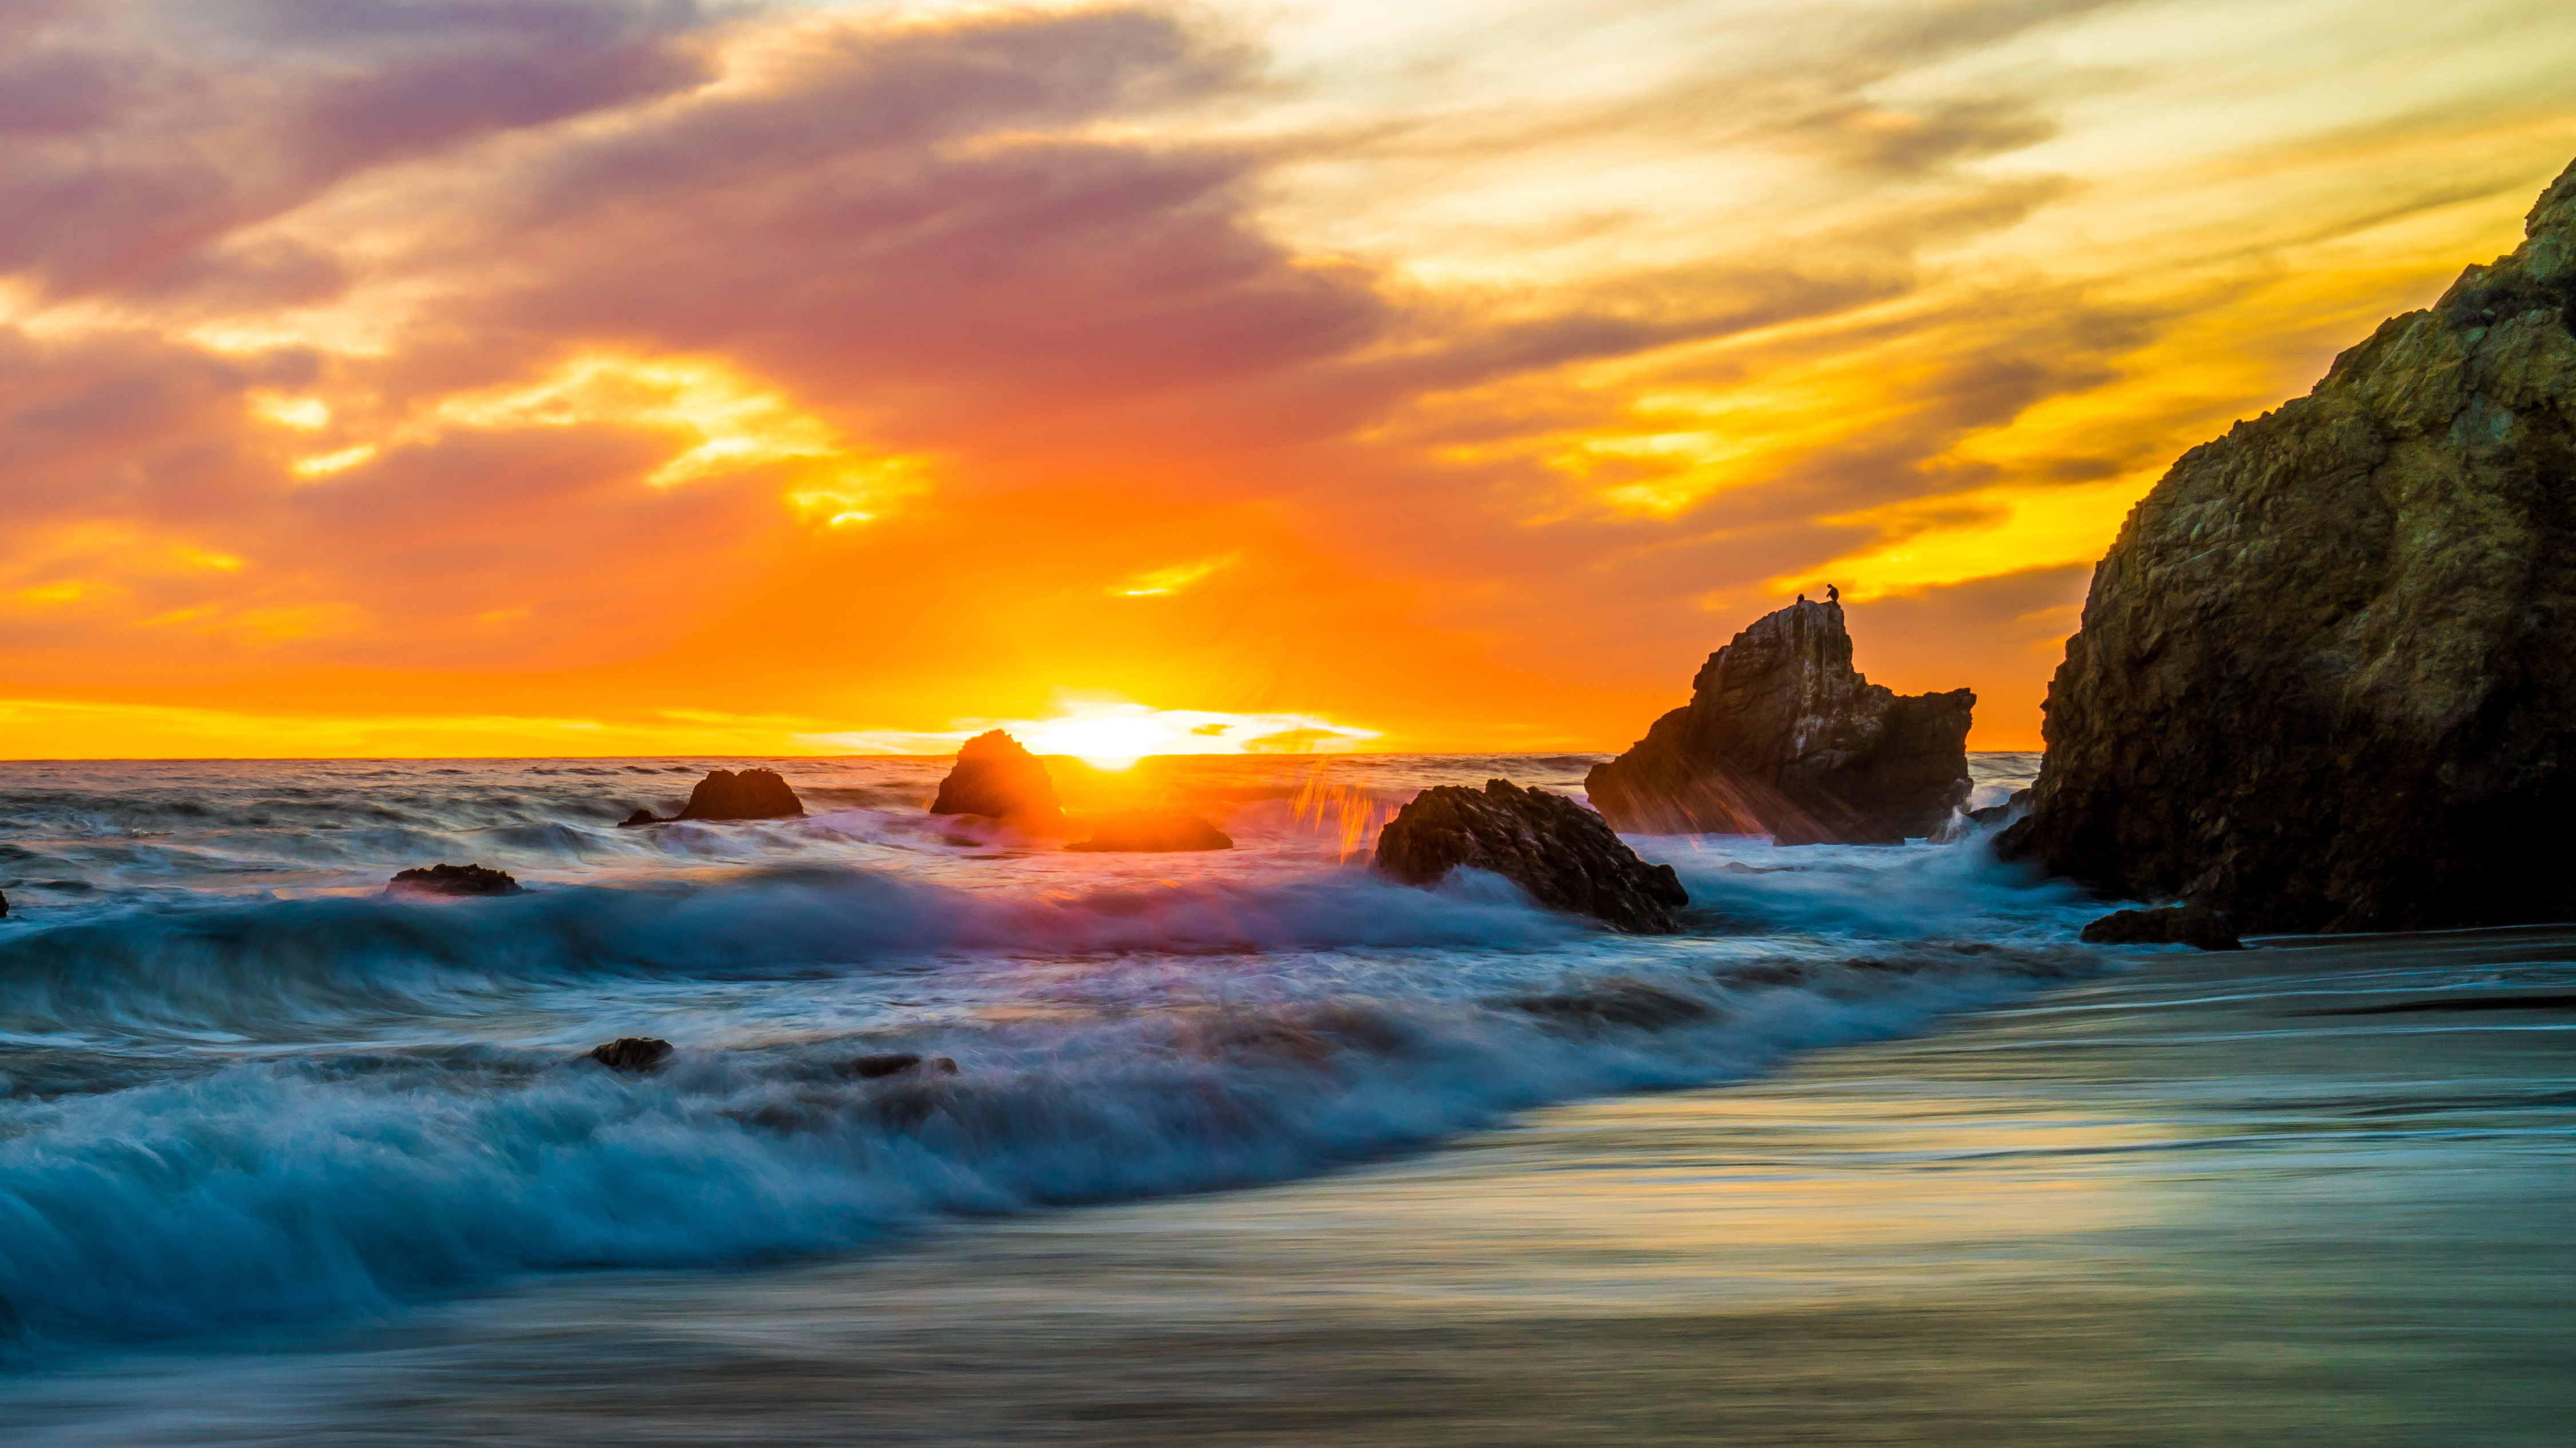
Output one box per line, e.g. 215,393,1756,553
802,699,1381,770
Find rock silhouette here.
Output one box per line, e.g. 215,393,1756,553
2006,156,2576,932
1373,778,1688,933
1584,600,1973,844
386,863,522,897
2079,904,2244,952
929,730,1065,831
617,807,658,828
845,1053,958,1079
675,767,803,822
1065,810,1232,852
586,1038,673,1073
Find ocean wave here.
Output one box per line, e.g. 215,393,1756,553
0,944,2088,1346
0,867,1591,1045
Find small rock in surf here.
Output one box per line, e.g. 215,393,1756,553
588,1037,675,1073
1373,778,1688,934
845,1052,958,1079
2079,903,2243,951
929,730,1066,832
676,767,804,821
617,806,660,828
1932,786,2032,843
1065,810,1232,852
386,863,523,897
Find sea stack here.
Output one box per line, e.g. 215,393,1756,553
674,767,804,822
1584,600,1973,844
929,730,1067,832
1373,778,1689,933
2004,156,2576,933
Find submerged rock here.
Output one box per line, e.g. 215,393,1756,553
586,1037,673,1072
929,730,1065,831
616,806,659,828
1512,978,1715,1030
675,767,803,822
386,863,522,897
2079,904,2244,952
1373,778,1688,933
1064,810,1232,852
1584,600,1973,844
2010,156,2576,932
845,1052,958,1079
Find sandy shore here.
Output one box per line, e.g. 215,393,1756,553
11,927,2573,1445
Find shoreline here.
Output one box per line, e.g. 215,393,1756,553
10,927,2569,1444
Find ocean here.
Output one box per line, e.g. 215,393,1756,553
2,754,2567,1443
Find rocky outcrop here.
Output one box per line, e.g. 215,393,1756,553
2007,157,2576,933
1,889,7,917
1932,787,2031,842
386,863,522,897
2079,905,2243,952
929,730,1065,830
1064,811,1232,852
1584,601,1974,843
586,1037,673,1073
675,767,803,822
617,807,658,828
845,1052,958,1079
1373,778,1689,933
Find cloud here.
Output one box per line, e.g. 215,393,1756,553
2,0,2572,757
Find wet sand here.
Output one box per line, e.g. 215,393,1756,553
10,926,2572,1445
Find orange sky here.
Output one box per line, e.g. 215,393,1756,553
3,0,2574,758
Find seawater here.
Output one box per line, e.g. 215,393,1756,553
0,751,2076,1351
5,754,2571,1443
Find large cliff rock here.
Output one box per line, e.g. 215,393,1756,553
929,730,1066,831
1373,779,1689,933
1584,601,1973,844
2006,157,2576,932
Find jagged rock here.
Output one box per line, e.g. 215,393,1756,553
845,1052,958,1079
1373,778,1689,933
617,807,659,828
386,863,522,897
2079,904,2244,951
1933,787,2032,842
586,1037,673,1072
1064,810,1232,852
2011,157,2576,932
675,767,803,821
929,730,1065,830
1585,600,1973,844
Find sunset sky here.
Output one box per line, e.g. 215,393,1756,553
4,0,2573,758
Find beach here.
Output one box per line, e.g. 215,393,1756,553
4,758,2567,1446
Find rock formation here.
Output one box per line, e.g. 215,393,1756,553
386,863,522,897
1373,778,1689,933
1584,600,1974,844
0,889,7,918
675,767,803,822
2079,905,2243,952
929,730,1065,831
1931,787,2031,843
586,1037,673,1073
845,1053,958,1079
1064,810,1232,852
2005,157,2576,932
